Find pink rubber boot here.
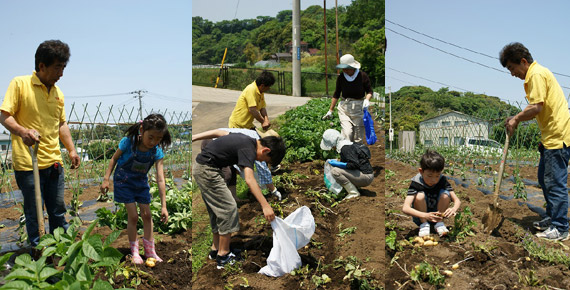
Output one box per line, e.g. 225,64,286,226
143,238,163,262
130,240,143,264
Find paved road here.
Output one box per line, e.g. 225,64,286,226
191,85,312,161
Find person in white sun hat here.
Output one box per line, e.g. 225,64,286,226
322,54,373,144
320,129,374,199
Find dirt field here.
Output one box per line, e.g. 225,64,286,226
385,157,570,289
191,125,385,289
0,168,192,289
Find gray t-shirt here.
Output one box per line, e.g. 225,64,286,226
407,173,453,212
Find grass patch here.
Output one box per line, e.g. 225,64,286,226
192,224,213,279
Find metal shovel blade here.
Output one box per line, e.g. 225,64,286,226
482,203,503,234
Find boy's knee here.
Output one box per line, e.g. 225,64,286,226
439,193,450,201
414,192,426,202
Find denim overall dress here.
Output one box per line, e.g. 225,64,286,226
113,139,157,204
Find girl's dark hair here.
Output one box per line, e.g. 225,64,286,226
35,40,70,71
125,113,172,150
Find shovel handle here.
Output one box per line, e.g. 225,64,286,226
29,142,45,238
493,132,510,204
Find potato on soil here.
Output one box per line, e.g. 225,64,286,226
423,240,435,246
145,259,156,268
443,270,453,277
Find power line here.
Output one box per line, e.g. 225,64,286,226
387,67,475,93
386,27,507,74
387,27,570,90
387,19,498,60
386,20,570,79
66,92,131,99
146,91,189,103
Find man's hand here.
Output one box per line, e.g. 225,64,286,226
322,110,333,120
505,116,518,137
262,205,275,222
68,150,81,169
262,119,271,130
21,129,40,146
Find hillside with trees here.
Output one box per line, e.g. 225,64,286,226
192,0,384,87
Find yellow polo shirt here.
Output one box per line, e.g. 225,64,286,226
1,72,65,170
524,61,570,149
228,81,266,129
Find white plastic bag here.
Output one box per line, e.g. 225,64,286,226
258,206,315,277
324,160,343,195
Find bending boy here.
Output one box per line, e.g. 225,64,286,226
193,133,285,269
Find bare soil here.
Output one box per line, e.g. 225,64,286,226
385,158,570,289
191,124,385,289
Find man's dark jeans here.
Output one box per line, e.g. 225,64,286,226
538,145,570,232
15,163,68,247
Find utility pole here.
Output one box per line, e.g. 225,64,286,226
131,90,147,120
388,87,393,152
292,0,301,97
335,0,340,73
323,0,328,96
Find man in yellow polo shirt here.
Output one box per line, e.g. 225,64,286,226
501,42,570,241
0,40,80,248
228,71,275,130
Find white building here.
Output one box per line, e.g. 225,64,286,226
419,111,491,146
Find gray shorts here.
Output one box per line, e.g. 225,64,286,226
192,162,240,235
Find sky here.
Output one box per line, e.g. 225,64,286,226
386,0,570,107
0,0,192,133
192,0,354,22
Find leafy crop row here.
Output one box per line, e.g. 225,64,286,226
277,98,341,163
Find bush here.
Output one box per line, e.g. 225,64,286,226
277,98,341,162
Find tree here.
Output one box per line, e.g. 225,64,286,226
243,42,260,65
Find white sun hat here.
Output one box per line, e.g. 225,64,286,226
336,54,361,69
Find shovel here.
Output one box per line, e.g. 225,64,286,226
482,132,510,234
29,142,45,238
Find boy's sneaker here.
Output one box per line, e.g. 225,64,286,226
434,222,449,237
536,226,569,241
418,222,430,237
216,252,239,269
208,250,218,260
533,217,552,231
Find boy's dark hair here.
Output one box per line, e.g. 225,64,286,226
259,136,286,166
499,42,533,67
125,113,172,150
255,71,276,87
420,149,445,172
35,40,70,71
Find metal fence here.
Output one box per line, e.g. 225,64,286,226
0,103,191,205
192,66,340,97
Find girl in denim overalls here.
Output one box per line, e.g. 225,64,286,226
100,114,172,264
